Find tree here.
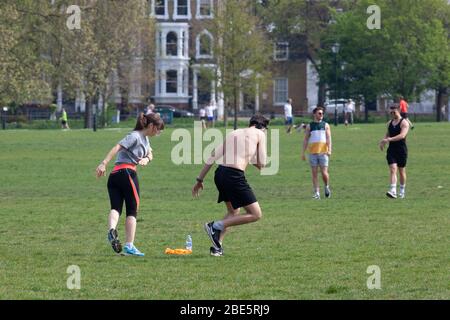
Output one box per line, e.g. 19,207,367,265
0,1,54,107
318,0,449,121
206,0,272,129
60,0,155,128
258,0,349,107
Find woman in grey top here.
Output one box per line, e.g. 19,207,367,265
96,113,164,256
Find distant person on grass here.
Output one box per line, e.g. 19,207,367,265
284,98,294,134
96,113,164,256
60,108,70,129
379,104,410,199
192,114,269,256
302,107,332,199
399,95,414,129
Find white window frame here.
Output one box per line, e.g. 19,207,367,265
273,78,288,106
196,30,213,59
274,42,289,61
166,31,178,57
196,0,213,19
173,0,192,20
150,0,169,19
166,70,178,94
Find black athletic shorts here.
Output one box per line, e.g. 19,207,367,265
107,168,140,217
386,146,408,168
214,165,257,210
400,112,408,119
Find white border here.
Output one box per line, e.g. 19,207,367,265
196,0,214,19
274,42,289,61
173,0,192,20
273,78,289,106
150,0,169,20
196,30,213,59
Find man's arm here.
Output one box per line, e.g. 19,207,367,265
325,123,332,156
192,142,224,197
253,131,267,170
379,122,391,151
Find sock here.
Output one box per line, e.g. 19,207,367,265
125,242,133,248
213,220,224,231
315,188,320,194
390,184,396,193
400,185,405,193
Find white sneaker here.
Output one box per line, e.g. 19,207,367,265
386,190,397,199
399,192,405,199
324,186,331,198
313,193,321,200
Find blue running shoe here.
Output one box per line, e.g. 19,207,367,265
123,244,145,257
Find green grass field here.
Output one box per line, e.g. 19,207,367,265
0,122,449,299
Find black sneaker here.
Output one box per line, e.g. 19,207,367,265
107,228,122,253
204,222,222,250
210,246,224,257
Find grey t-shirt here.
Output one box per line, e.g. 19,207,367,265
116,131,151,165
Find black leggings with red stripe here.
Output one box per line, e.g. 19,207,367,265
107,168,140,217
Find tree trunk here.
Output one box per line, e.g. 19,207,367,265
364,104,369,123
233,87,238,130
223,98,228,128
84,96,93,129
436,87,447,122
318,83,327,107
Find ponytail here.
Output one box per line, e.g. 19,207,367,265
134,112,165,131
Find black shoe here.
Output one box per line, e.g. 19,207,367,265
210,246,224,257
204,222,222,250
107,228,122,253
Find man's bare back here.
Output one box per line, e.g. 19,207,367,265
211,127,267,171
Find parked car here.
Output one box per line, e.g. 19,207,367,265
155,105,195,118
324,99,347,113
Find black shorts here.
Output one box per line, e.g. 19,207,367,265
107,168,140,217
214,166,257,210
400,112,408,119
387,146,408,168
61,120,67,125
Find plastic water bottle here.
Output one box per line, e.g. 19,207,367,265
185,235,192,251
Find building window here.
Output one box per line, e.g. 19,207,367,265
274,78,288,105
166,70,178,93
274,42,289,61
151,0,168,18
174,0,191,19
166,32,178,56
196,30,213,59
197,0,213,18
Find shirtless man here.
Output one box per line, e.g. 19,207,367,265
192,114,269,256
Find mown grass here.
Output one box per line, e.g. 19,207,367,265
0,122,449,299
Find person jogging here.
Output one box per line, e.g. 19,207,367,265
379,104,410,199
96,113,164,256
192,114,269,256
